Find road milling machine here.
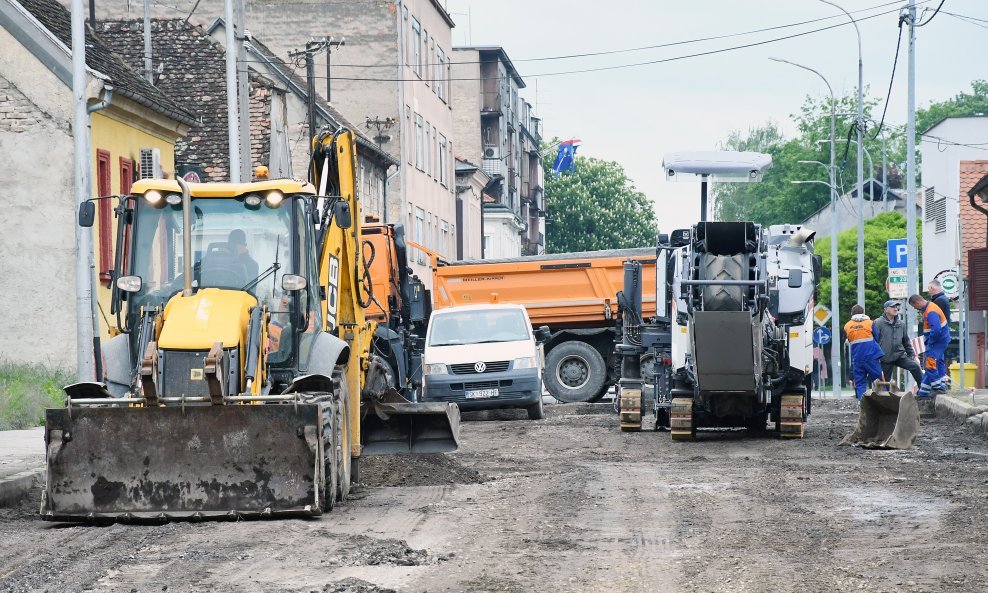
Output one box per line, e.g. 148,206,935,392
42,130,459,522
616,152,820,440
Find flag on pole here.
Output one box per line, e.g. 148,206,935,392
552,139,581,177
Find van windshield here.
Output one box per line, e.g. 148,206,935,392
428,309,530,347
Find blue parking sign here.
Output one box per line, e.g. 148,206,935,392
887,238,908,269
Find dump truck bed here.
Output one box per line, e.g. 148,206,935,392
433,249,657,329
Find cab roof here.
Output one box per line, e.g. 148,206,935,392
130,178,316,197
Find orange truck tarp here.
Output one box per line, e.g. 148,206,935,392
433,249,657,329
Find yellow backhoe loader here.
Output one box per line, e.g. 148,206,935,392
42,130,459,522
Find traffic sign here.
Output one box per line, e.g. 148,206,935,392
935,269,961,301
813,327,832,346
887,238,908,269
812,304,831,326
887,273,908,298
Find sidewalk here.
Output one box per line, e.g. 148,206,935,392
0,427,45,505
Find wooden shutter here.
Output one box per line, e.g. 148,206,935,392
970,247,988,311
97,149,112,287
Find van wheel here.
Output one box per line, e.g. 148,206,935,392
526,393,544,420
544,341,607,403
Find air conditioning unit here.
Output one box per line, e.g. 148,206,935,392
483,145,500,160
140,148,162,179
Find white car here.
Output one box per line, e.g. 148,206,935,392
421,304,549,420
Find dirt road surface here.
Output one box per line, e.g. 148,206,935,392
2,399,987,593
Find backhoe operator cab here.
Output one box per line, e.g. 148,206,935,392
79,178,350,395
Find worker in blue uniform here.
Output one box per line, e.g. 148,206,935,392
908,294,951,397
843,304,885,399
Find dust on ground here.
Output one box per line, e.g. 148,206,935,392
1,398,987,593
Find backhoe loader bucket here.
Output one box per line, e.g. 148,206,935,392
41,404,327,522
362,391,460,455
840,384,920,450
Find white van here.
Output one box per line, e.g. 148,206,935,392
421,304,549,420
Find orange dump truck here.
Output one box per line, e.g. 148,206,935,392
432,249,656,402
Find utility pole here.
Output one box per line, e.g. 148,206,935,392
906,0,919,335
72,0,95,381
234,0,250,181
142,0,152,83
224,0,241,182
324,37,345,104
306,43,318,159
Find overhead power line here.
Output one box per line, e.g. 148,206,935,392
915,0,946,26
322,0,922,69
873,12,907,140
237,3,919,83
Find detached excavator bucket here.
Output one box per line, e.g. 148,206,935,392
41,404,326,522
362,390,460,455
841,385,920,449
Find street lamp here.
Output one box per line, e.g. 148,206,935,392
820,0,866,308
770,56,841,399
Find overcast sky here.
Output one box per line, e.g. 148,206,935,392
445,0,987,232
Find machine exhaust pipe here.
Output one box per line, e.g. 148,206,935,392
787,227,816,248
176,177,193,296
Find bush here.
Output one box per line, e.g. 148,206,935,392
0,361,71,430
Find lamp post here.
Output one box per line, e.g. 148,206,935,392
820,0,865,308
771,56,841,399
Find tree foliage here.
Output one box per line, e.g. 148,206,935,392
916,80,988,135
815,211,921,332
543,145,657,253
714,80,988,228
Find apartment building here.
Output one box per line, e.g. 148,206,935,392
451,46,544,258
81,0,459,282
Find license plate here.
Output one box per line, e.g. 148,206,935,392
465,388,498,399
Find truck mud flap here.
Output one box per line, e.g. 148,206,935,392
840,389,920,449
362,401,460,455
41,404,325,522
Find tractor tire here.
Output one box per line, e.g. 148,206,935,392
298,391,337,513
333,367,352,502
544,341,607,403
701,254,746,311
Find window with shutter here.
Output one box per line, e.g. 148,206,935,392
924,187,935,222
97,149,112,287
970,247,988,311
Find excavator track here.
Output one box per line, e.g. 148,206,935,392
670,397,695,441
778,392,805,438
618,385,642,432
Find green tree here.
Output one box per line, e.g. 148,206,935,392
543,148,657,253
916,80,988,135
815,211,921,332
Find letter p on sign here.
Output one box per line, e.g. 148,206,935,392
887,238,908,269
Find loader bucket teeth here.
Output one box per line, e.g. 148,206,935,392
670,397,695,441
841,389,920,449
41,405,326,521
361,402,460,455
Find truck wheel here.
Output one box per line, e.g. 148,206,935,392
545,341,607,403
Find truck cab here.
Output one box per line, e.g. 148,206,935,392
421,304,548,419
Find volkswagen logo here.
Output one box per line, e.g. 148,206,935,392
474,361,487,373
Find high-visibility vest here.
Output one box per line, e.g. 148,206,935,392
844,317,876,345
922,302,947,333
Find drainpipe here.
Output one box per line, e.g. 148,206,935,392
383,163,400,224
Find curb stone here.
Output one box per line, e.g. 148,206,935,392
0,468,44,507
935,393,988,437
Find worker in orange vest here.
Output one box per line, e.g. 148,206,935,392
844,304,885,399
908,294,951,397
